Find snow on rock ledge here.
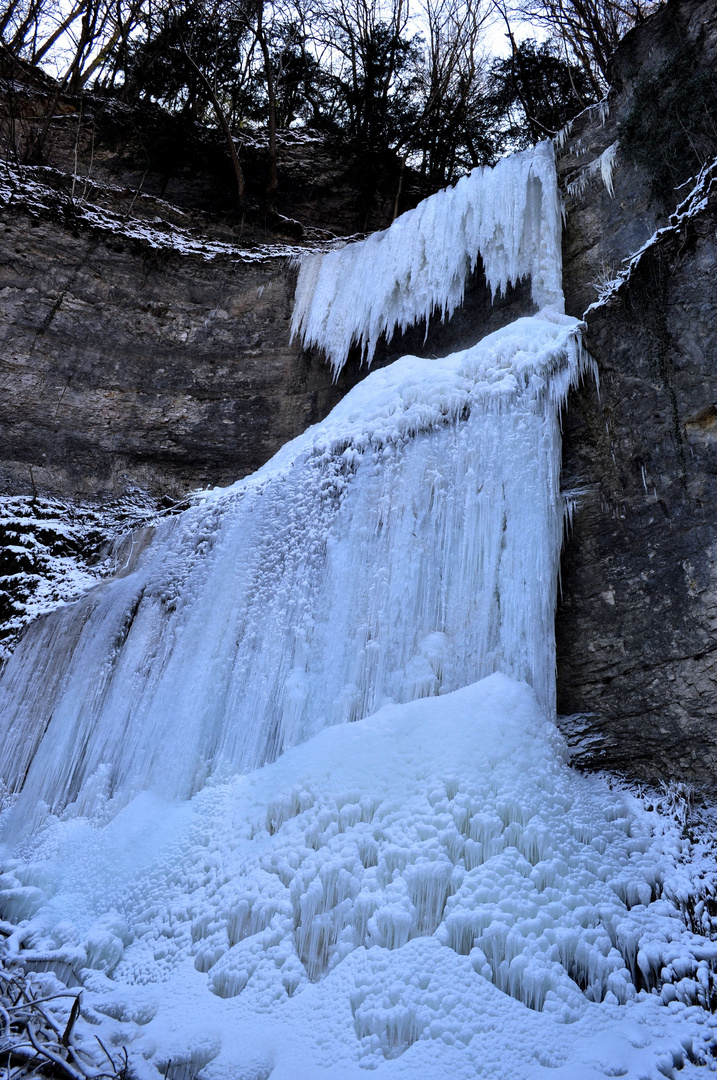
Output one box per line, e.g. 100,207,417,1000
291,141,564,378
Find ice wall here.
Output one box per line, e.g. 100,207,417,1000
291,141,564,378
0,313,589,837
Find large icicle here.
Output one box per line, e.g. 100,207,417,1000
0,312,588,838
291,141,564,378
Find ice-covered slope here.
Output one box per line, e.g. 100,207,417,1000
0,311,588,836
2,677,715,1080
292,141,563,377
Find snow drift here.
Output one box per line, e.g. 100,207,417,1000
2,677,715,1080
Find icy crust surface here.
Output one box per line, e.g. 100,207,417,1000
2,677,717,1080
291,142,564,377
0,313,587,832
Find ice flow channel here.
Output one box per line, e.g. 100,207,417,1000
0,142,590,839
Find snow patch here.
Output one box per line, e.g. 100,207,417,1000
0,161,336,262
585,154,717,313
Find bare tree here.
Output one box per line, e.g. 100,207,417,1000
166,0,248,205
255,0,278,207
497,0,662,95
407,0,491,181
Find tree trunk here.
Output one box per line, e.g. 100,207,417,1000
256,4,278,211
180,46,246,208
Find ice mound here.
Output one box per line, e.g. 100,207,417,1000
2,676,716,1080
292,141,564,377
0,312,588,834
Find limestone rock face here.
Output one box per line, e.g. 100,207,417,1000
0,208,529,499
0,216,338,499
556,0,717,789
558,205,717,788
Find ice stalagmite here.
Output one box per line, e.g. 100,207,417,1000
0,142,584,838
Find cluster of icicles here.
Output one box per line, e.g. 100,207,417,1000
291,140,564,376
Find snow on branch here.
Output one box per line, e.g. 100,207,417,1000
291,142,564,378
0,966,126,1079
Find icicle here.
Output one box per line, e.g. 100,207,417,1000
566,141,618,201
599,143,618,198
291,142,564,378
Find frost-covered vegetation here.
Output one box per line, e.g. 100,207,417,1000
0,965,127,1079
0,494,164,664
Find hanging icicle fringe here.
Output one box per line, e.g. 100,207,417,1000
291,142,564,378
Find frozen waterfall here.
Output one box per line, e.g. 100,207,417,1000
0,142,585,839
4,142,717,1080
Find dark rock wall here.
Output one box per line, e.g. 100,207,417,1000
556,0,717,790
0,212,337,499
0,203,531,501
558,205,717,788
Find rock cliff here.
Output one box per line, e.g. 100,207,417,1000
555,0,717,791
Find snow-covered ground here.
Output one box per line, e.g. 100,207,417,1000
2,677,717,1079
